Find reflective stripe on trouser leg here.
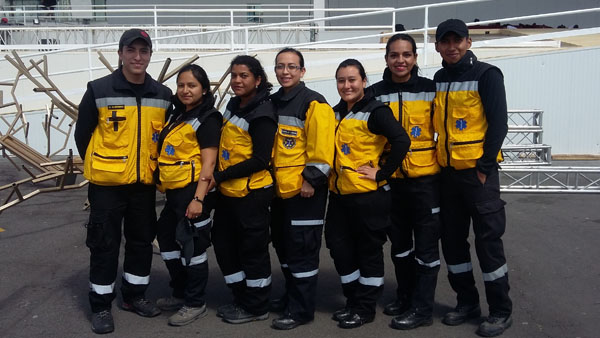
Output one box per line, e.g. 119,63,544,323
440,168,480,307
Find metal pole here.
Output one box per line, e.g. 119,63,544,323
230,10,234,51
153,6,159,51
87,47,93,80
244,28,248,55
423,6,429,66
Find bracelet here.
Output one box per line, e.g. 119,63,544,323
192,196,204,204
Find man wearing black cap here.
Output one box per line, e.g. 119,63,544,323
432,19,512,337
75,28,172,334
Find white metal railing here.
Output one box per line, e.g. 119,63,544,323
2,1,600,83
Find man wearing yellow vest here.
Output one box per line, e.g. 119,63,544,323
433,19,512,337
74,29,172,334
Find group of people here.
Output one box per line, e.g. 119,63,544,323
74,18,512,337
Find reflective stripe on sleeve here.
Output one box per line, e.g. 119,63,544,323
306,162,331,176
483,264,508,282
340,269,360,284
123,272,150,285
431,207,440,214
224,271,246,284
89,282,115,295
447,262,473,274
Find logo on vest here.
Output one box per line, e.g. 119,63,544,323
283,137,296,149
222,149,230,160
165,144,175,156
152,132,160,143
411,126,422,138
456,118,467,131
341,143,351,155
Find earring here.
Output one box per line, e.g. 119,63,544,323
255,85,258,89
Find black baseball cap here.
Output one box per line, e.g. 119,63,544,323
119,28,152,50
436,19,469,42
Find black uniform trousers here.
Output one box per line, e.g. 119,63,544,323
388,175,442,315
212,186,273,315
156,184,214,307
440,166,512,317
325,187,390,318
271,187,327,322
86,183,156,313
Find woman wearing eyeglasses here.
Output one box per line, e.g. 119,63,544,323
326,59,410,329
269,48,336,330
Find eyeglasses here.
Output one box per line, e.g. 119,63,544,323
275,64,302,72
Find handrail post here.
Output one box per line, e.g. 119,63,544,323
392,9,396,33
230,10,234,51
288,5,291,22
423,6,429,66
153,6,159,51
244,28,249,55
87,47,93,80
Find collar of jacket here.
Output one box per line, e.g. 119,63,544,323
334,89,375,116
271,81,306,103
112,67,158,96
228,87,271,116
442,50,477,77
381,67,419,90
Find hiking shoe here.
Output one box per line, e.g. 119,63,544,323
476,315,513,337
122,298,161,317
216,303,236,318
168,304,208,326
222,305,268,324
442,304,481,326
91,310,114,334
156,296,185,311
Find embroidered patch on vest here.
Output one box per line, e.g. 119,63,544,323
107,105,125,110
411,126,422,138
152,132,159,143
341,144,351,155
456,118,467,131
283,137,296,149
165,144,175,156
222,149,230,160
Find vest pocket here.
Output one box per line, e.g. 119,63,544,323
275,125,304,166
450,140,483,170
159,161,192,185
91,152,128,173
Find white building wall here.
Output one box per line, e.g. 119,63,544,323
309,46,600,155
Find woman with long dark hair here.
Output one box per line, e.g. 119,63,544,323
369,33,442,330
326,58,410,329
155,64,222,326
208,55,277,324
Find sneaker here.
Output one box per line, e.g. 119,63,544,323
168,304,208,326
91,310,114,334
442,304,481,326
156,296,185,311
476,315,513,337
216,303,236,318
222,305,269,324
122,298,161,318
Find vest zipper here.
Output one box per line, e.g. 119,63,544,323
410,146,437,152
332,117,343,195
443,84,451,166
136,96,142,183
191,160,195,185
93,152,128,161
451,139,484,146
